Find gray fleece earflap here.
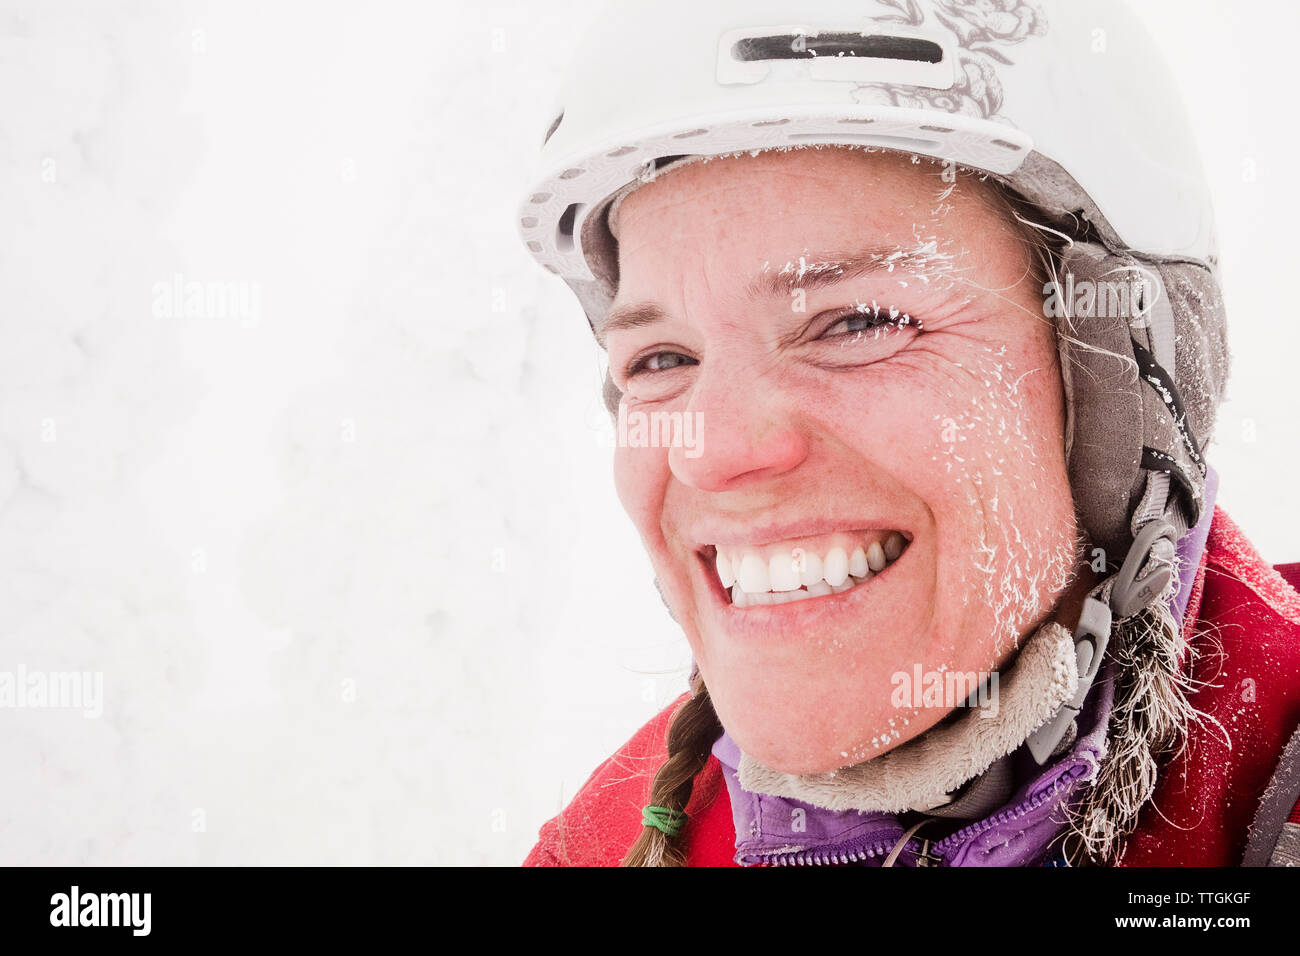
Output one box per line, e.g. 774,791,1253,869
1050,241,1229,565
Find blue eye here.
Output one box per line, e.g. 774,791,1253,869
628,351,696,376
819,305,920,339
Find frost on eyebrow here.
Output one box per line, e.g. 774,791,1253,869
754,225,977,311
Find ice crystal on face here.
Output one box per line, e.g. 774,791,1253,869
757,228,971,309
926,340,1081,669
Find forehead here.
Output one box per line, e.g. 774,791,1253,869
611,146,1023,300
619,145,936,209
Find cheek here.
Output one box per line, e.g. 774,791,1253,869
613,446,671,548
931,347,1077,655
822,337,1075,648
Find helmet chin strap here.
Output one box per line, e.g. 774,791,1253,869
1025,515,1176,764
1026,472,1193,764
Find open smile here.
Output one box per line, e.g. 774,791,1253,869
698,529,912,611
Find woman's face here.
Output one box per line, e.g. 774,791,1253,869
604,146,1081,774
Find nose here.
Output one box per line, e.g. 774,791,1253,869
668,362,810,492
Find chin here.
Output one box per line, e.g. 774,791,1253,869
702,660,952,775
740,735,857,776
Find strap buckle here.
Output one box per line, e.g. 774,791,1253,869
1025,594,1111,765
1110,518,1176,620
1025,518,1177,765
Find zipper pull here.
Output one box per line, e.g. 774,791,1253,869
914,837,942,867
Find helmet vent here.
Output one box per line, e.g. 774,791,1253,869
556,203,583,252
732,33,943,65
543,110,564,146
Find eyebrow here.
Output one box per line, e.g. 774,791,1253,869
595,302,668,345
595,245,939,343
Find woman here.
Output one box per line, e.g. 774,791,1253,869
515,0,1300,866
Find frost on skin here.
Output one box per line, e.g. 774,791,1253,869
839,341,1080,767
768,235,1076,667
609,145,1083,773
936,344,1080,666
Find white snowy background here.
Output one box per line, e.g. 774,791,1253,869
0,0,1294,866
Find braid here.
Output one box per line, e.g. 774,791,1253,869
621,671,723,867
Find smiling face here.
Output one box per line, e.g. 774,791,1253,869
602,146,1085,774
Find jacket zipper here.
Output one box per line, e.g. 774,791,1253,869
752,835,905,866
927,764,1087,858
749,764,1087,866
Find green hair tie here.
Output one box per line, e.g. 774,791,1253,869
641,805,688,838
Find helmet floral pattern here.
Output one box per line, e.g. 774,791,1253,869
853,0,1049,120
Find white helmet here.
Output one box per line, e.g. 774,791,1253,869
516,0,1230,760
521,0,1214,276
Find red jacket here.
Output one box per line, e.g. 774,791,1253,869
525,507,1300,866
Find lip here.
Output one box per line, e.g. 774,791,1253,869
694,529,914,640
690,517,909,551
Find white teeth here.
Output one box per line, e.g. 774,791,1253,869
848,547,869,578
884,531,906,561
716,552,735,588
824,547,849,587
718,532,911,606
798,550,823,588
769,552,802,592
867,541,887,572
737,553,769,594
